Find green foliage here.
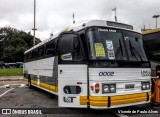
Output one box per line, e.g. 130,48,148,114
0,68,23,76
0,27,41,62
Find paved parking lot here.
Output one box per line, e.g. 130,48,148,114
0,79,160,117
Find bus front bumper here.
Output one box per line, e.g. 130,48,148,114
80,92,151,108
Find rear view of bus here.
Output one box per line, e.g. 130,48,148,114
58,20,151,109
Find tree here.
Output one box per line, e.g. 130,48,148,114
0,27,41,62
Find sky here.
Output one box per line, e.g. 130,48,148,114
0,0,160,41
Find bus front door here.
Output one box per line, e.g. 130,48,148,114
58,65,88,108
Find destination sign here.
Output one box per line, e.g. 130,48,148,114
107,21,133,30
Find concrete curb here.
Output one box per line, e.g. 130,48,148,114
0,76,23,81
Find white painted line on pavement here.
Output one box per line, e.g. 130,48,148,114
0,86,5,88
0,85,10,88
0,87,14,98
4,85,10,88
0,84,27,88
20,84,27,87
4,84,24,86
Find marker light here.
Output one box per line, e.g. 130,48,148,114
95,83,100,93
90,86,94,91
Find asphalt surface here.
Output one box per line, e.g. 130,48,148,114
0,79,160,117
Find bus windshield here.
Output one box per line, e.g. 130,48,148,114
87,27,148,62
123,31,148,62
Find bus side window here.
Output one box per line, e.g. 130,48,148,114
31,49,38,60
73,33,86,61
28,52,32,61
38,46,45,58
45,40,56,56
24,54,27,62
72,49,83,61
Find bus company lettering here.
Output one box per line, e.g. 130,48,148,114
63,97,76,103
141,70,151,77
99,72,114,76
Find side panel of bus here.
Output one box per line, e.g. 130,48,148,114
24,56,58,94
58,65,88,108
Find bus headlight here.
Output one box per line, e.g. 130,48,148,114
103,85,109,93
142,83,146,89
102,84,116,93
141,81,150,90
110,84,116,92
146,82,150,89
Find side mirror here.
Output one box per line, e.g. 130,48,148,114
57,32,80,54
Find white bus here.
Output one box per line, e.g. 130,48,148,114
24,20,151,109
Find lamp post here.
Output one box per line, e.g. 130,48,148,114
73,12,75,24
32,0,37,46
153,15,160,28
112,6,117,22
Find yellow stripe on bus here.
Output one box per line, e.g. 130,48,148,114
23,77,58,93
111,97,147,106
80,96,88,105
111,92,147,100
89,96,108,106
80,92,151,107
31,80,37,85
111,92,151,106
40,82,50,90
23,78,28,82
50,85,58,92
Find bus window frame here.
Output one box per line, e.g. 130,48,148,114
45,39,57,57
57,31,86,64
38,45,46,59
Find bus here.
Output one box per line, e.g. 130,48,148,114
142,28,160,63
24,20,151,109
142,29,160,95
142,29,160,77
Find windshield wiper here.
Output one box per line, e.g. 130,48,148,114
115,39,123,59
129,40,143,62
132,47,144,62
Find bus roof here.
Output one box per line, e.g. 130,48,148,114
25,20,141,54
142,28,160,35
68,20,140,32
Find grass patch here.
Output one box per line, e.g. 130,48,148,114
0,68,23,77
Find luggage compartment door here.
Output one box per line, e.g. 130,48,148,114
58,65,88,108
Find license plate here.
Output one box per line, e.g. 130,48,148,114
125,84,135,89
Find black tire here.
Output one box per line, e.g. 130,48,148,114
28,76,32,89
